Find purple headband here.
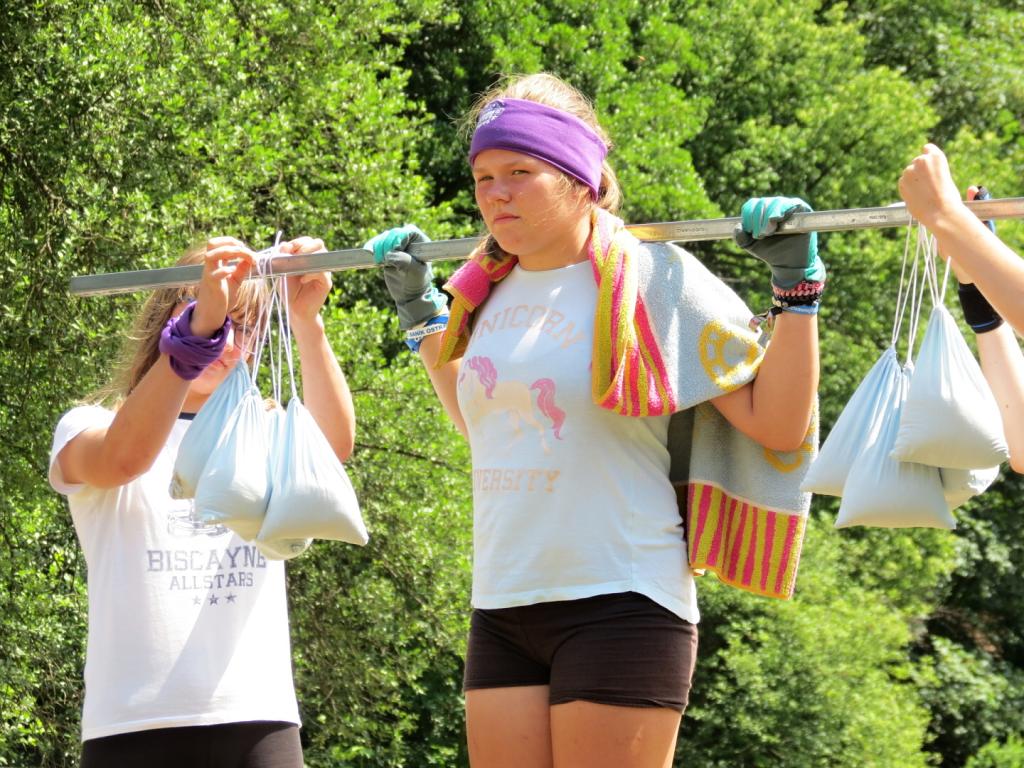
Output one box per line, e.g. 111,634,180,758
469,98,608,199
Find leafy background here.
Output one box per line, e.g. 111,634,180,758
2,0,1023,765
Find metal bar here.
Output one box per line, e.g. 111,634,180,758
70,197,1024,296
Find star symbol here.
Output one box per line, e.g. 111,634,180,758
208,595,219,605
193,596,202,606
226,593,237,604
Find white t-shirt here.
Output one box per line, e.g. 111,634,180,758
457,261,699,623
49,405,300,741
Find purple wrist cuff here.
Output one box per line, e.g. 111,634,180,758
158,302,230,380
469,98,608,199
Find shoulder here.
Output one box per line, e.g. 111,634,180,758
636,241,708,283
50,405,116,496
637,240,748,307
54,405,116,445
635,241,716,308
638,240,686,267
638,240,721,278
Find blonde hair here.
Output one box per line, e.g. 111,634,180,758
463,73,622,213
87,245,268,408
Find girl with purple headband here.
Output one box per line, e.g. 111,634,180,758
367,72,824,767
48,236,355,768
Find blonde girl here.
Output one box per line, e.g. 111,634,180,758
49,236,354,767
369,74,822,768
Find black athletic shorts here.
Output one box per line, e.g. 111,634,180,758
80,720,301,768
464,591,698,712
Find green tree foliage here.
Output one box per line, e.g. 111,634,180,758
913,636,1024,767
837,0,1024,144
968,734,1024,768
3,0,1024,766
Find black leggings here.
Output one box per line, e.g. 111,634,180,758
80,721,301,768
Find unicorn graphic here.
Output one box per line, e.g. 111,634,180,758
460,356,565,454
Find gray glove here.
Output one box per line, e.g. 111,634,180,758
364,224,448,330
733,196,825,290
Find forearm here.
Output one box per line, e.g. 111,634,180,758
931,206,1024,334
976,324,1024,473
292,317,356,461
418,333,467,439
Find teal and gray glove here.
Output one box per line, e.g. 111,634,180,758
734,197,825,289
734,196,825,314
363,224,448,331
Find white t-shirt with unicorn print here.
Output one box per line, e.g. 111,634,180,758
458,260,699,623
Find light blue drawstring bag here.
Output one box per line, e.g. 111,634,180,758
832,227,953,528
193,386,273,540
255,405,311,560
892,233,1008,469
257,397,367,546
801,346,901,496
836,364,953,529
255,536,312,561
191,248,281,541
940,465,1001,510
892,306,1008,469
170,361,250,499
804,228,916,500
255,259,366,552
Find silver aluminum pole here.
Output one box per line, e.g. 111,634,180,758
69,197,1024,296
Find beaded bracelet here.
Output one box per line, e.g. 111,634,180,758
405,314,449,353
158,302,231,380
772,279,824,315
